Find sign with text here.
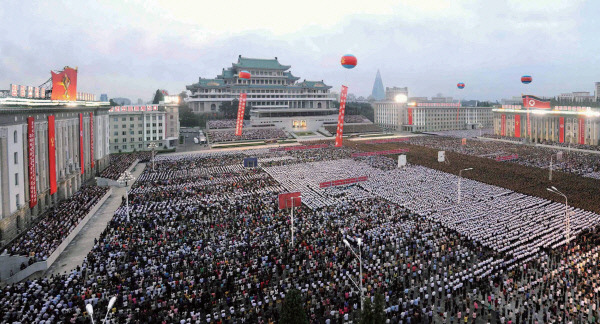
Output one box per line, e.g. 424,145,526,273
278,192,301,209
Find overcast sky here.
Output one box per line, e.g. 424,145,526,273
1,0,599,101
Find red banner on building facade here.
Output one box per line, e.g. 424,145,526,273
27,117,37,208
90,112,94,168
235,93,247,136
559,117,565,143
334,85,348,147
514,115,521,138
407,108,413,125
48,115,57,195
79,113,84,174
501,114,506,136
579,117,585,144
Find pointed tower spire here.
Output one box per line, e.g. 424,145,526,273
371,70,385,100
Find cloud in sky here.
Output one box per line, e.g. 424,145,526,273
0,0,598,101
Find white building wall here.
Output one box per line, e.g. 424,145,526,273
7,125,25,214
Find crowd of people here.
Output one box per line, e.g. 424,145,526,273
344,115,372,124
99,152,153,180
3,186,110,263
409,135,600,177
207,120,250,130
425,129,493,139
324,124,382,134
208,128,288,143
1,146,600,323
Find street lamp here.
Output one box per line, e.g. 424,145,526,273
148,142,158,171
289,195,301,247
84,296,117,324
547,186,570,248
457,168,473,203
343,237,364,311
118,171,135,222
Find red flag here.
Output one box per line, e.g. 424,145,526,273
407,108,413,125
522,95,550,109
501,114,506,136
514,115,521,138
278,192,301,209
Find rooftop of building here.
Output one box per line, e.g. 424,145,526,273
232,56,291,70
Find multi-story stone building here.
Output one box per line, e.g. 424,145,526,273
108,104,178,153
186,56,337,132
0,97,111,244
374,88,493,132
493,102,600,145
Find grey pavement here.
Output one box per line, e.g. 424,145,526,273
32,163,147,279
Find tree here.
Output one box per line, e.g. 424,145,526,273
219,99,239,119
372,293,386,324
359,294,386,324
152,89,164,104
279,289,308,324
359,297,374,324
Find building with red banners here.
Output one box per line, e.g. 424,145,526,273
373,88,493,132
0,96,111,244
493,95,600,145
185,55,337,132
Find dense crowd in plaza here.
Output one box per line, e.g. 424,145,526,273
207,120,250,130
3,186,110,263
409,135,600,177
344,115,372,124
208,128,288,143
99,152,152,180
324,124,382,134
1,145,600,323
425,129,493,139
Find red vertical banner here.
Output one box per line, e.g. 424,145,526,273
90,112,94,168
407,108,413,125
48,115,57,195
559,117,565,143
579,117,585,144
514,115,521,138
235,93,247,136
501,114,506,136
27,117,37,208
335,85,348,147
79,113,84,174
527,108,531,137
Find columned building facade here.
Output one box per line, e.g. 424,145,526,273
373,87,408,130
493,105,600,145
0,100,111,244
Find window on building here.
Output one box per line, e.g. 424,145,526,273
114,139,118,143
122,131,126,135
122,145,127,149
146,123,150,127
14,152,18,164
138,130,142,134
114,146,119,150
159,143,163,147
122,125,126,128
122,138,126,142
15,173,18,186
122,117,126,121
13,130,17,143
138,144,142,148
16,194,20,207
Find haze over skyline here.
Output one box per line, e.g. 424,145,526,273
1,0,599,101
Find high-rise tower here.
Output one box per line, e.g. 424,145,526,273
371,70,385,100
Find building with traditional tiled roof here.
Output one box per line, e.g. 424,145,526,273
185,56,338,131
